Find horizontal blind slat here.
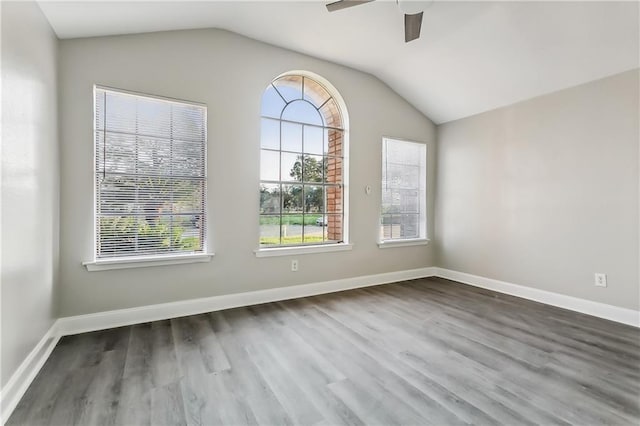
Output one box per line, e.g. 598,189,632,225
95,87,207,259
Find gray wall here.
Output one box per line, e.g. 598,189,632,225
435,69,639,310
58,29,437,316
1,2,59,387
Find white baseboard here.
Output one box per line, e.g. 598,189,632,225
4,265,637,424
56,267,438,336
0,266,434,423
1,323,60,425
435,268,640,327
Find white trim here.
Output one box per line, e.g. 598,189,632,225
94,84,207,107
56,266,436,336
435,268,640,327
254,243,353,258
83,253,214,271
378,239,430,249
4,266,638,422
2,267,436,422
1,323,60,425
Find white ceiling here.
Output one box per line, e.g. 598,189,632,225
38,0,639,124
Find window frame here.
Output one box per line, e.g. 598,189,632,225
378,137,429,248
256,71,350,256
84,85,213,270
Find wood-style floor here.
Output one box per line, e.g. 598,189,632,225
8,278,640,425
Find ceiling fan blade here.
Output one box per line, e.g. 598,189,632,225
326,0,375,12
404,11,423,42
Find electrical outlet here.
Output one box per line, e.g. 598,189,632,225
594,273,607,287
291,259,298,272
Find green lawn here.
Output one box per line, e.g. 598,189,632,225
260,235,324,245
260,214,321,226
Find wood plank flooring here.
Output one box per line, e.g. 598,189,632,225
8,277,640,425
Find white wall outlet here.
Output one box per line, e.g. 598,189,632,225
594,273,607,287
291,259,298,272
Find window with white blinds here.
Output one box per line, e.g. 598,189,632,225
94,87,207,259
380,138,427,242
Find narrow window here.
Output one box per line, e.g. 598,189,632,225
94,87,207,259
259,74,347,247
380,138,427,242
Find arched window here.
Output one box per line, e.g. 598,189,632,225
259,73,347,247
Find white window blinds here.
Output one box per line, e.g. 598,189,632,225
381,138,427,241
94,87,207,259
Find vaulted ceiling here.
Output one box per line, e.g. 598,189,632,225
39,1,639,123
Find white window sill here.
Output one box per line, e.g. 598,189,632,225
83,253,214,271
254,243,353,258
377,239,430,249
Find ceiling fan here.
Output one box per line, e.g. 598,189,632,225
326,0,424,43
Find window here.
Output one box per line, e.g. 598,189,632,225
93,87,207,260
259,73,347,248
380,138,427,242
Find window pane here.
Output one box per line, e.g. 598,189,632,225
260,183,281,214
261,118,280,150
401,189,419,213
171,179,205,214
102,132,136,175
319,98,342,128
281,215,302,245
260,215,280,246
323,220,328,241
385,163,420,189
95,88,206,259
303,222,324,244
99,175,203,217
173,140,205,178
135,137,172,176
98,214,202,258
304,185,324,213
386,139,423,166
380,138,426,242
281,122,302,152
95,89,106,130
261,85,286,119
327,129,343,157
98,216,140,257
325,156,342,184
281,152,301,182
325,214,343,242
325,185,343,213
273,75,303,102
258,74,346,248
381,189,400,214
304,125,324,155
173,104,206,142
137,97,171,139
105,91,137,133
282,185,302,213
172,214,203,252
383,189,421,214
303,77,331,109
260,149,279,181
281,100,323,126
383,215,401,239
400,214,419,238
303,155,324,183
99,176,137,215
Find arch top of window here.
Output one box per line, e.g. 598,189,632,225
261,74,344,129
282,100,323,126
